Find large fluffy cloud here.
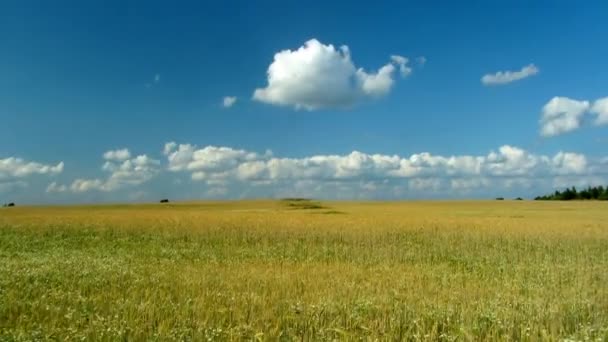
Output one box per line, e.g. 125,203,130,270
539,97,590,137
0,157,63,192
47,149,160,193
164,142,604,199
252,39,413,110
481,64,539,85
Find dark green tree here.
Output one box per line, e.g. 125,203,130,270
536,185,608,201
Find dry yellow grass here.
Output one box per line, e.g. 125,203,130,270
1,200,607,340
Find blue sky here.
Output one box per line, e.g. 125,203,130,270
1,1,608,203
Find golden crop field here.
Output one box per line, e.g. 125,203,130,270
1,200,607,340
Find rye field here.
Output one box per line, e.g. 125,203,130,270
0,200,607,341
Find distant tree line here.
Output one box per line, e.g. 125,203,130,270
534,186,608,201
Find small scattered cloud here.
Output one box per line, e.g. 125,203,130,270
539,97,590,137
103,148,131,161
46,182,68,193
481,64,539,85
390,55,412,76
222,96,237,108
252,39,417,110
416,56,427,66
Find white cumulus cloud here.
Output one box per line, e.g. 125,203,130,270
551,152,587,175
48,151,160,193
482,64,539,85
164,142,605,199
591,97,608,126
540,97,590,137
252,39,414,110
0,157,63,194
0,157,63,180
69,179,106,193
163,142,263,176
1,157,63,192
103,148,131,161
